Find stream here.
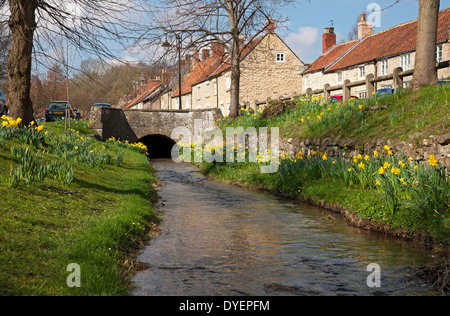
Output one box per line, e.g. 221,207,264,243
131,159,438,296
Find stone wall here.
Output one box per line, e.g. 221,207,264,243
281,133,450,166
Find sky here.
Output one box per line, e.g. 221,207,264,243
280,0,450,64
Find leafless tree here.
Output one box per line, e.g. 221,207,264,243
1,0,150,125
411,0,440,90
143,0,295,118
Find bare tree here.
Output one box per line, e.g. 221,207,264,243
411,0,440,90
144,0,294,118
1,0,150,125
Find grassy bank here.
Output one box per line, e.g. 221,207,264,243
0,118,159,295
217,83,450,144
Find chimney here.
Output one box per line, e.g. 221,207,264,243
266,18,275,34
185,54,192,64
322,27,336,54
211,42,225,59
201,48,210,61
358,13,373,39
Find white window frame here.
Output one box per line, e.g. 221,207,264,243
225,75,231,90
214,80,218,96
305,76,310,88
197,86,201,100
205,81,210,98
399,54,410,71
436,44,443,63
359,66,366,79
186,94,190,109
380,59,389,76
276,52,286,63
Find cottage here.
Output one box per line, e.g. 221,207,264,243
302,8,450,98
167,20,306,115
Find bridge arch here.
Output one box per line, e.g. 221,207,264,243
89,107,223,160
138,134,177,159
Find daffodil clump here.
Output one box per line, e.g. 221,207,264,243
177,141,279,168
216,107,265,129
0,115,47,146
107,136,149,156
278,144,449,229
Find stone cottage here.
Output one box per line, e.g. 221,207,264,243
302,8,450,98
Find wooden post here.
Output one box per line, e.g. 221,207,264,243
366,74,375,97
343,79,351,103
323,83,330,103
393,67,404,93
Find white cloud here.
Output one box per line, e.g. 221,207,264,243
285,26,321,64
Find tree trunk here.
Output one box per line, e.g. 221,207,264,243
7,0,38,125
411,0,440,91
229,37,241,119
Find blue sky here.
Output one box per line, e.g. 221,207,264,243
281,0,450,63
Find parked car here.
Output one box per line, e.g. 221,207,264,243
375,88,395,95
330,95,359,102
0,88,7,116
92,103,111,108
45,101,75,122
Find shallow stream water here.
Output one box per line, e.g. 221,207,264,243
132,160,438,296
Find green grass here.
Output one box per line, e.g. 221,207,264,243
0,120,158,296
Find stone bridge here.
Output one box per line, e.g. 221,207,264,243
89,107,223,158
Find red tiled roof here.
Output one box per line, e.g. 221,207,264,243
305,7,450,75
122,80,162,109
209,35,265,78
172,55,224,97
302,40,358,75
172,36,264,98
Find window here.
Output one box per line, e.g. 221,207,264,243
399,54,410,71
276,52,286,63
197,86,201,100
337,72,343,83
214,80,218,96
305,76,310,88
359,66,366,79
186,95,190,109
436,44,443,63
380,59,388,76
206,82,210,98
226,75,231,90
358,91,367,99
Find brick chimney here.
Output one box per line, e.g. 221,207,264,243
266,18,275,34
211,42,225,59
358,13,373,39
322,27,336,54
201,48,210,61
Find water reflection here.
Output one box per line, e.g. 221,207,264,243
132,160,437,296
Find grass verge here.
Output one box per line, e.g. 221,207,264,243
0,120,159,296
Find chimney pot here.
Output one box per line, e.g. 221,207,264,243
358,13,373,39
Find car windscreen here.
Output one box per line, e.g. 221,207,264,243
48,102,69,110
